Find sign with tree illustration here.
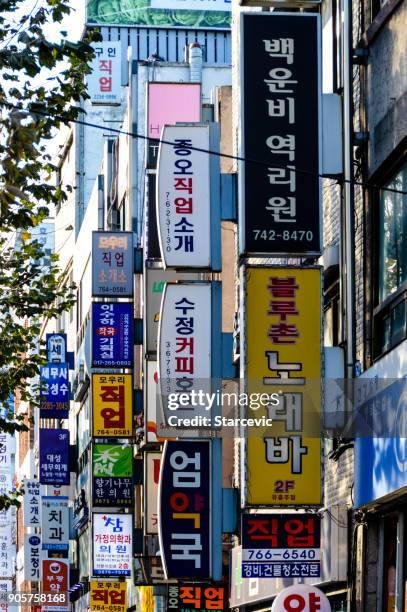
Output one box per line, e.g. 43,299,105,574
92,444,133,506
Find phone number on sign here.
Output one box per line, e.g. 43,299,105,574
243,548,320,561
252,230,314,241
1,593,68,604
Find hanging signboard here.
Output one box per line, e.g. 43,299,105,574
147,83,201,168
92,231,133,297
90,580,127,612
92,444,133,507
41,497,69,552
92,374,133,437
241,513,321,578
24,534,41,582
240,14,322,256
158,440,211,579
167,584,226,611
39,363,70,419
157,283,211,426
92,302,134,368
145,452,161,534
46,333,67,364
157,124,211,268
87,42,121,105
0,433,14,472
41,559,69,609
245,267,322,506
271,585,331,612
145,173,161,260
93,514,132,576
39,429,70,485
23,479,41,527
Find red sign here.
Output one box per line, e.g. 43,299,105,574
42,559,69,601
271,586,331,612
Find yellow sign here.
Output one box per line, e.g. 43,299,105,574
92,374,133,437
90,580,127,612
137,586,155,612
245,267,322,506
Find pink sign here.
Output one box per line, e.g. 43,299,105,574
147,83,201,166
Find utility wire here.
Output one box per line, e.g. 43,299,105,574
1,99,407,196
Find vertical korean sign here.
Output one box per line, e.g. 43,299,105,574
158,440,211,579
240,14,321,256
93,514,132,576
92,374,133,437
157,283,211,429
39,429,70,485
92,444,133,506
40,364,70,419
245,267,322,506
24,535,41,582
157,125,211,268
88,42,121,104
23,479,41,527
92,302,133,367
145,452,161,534
92,232,133,297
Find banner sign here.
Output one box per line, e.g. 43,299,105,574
147,83,201,168
92,302,133,368
245,267,322,506
39,363,70,419
240,14,321,256
93,514,132,576
88,42,121,105
157,125,211,268
86,0,231,29
167,584,226,611
23,479,41,527
46,333,67,363
158,283,211,422
24,534,41,582
241,514,321,578
39,429,70,485
158,440,211,579
145,452,161,534
92,374,133,437
92,231,133,297
41,497,69,551
90,580,127,612
92,444,133,506
145,173,161,260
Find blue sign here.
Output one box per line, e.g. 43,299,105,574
40,363,70,418
39,429,70,485
159,441,211,579
92,302,133,368
46,333,67,363
355,379,407,507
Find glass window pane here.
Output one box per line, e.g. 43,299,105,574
379,161,407,303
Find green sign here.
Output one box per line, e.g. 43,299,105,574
93,444,133,477
86,0,231,29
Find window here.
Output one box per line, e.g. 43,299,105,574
374,159,407,359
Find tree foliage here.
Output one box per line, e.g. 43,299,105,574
0,0,101,509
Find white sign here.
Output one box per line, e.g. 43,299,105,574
24,534,41,582
41,497,69,551
23,479,41,527
157,125,211,268
271,585,331,612
158,283,212,425
0,433,14,471
93,514,132,576
151,0,231,9
145,453,161,534
0,524,15,578
88,42,121,105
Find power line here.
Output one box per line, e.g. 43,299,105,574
1,99,407,196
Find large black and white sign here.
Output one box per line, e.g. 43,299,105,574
240,13,322,256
